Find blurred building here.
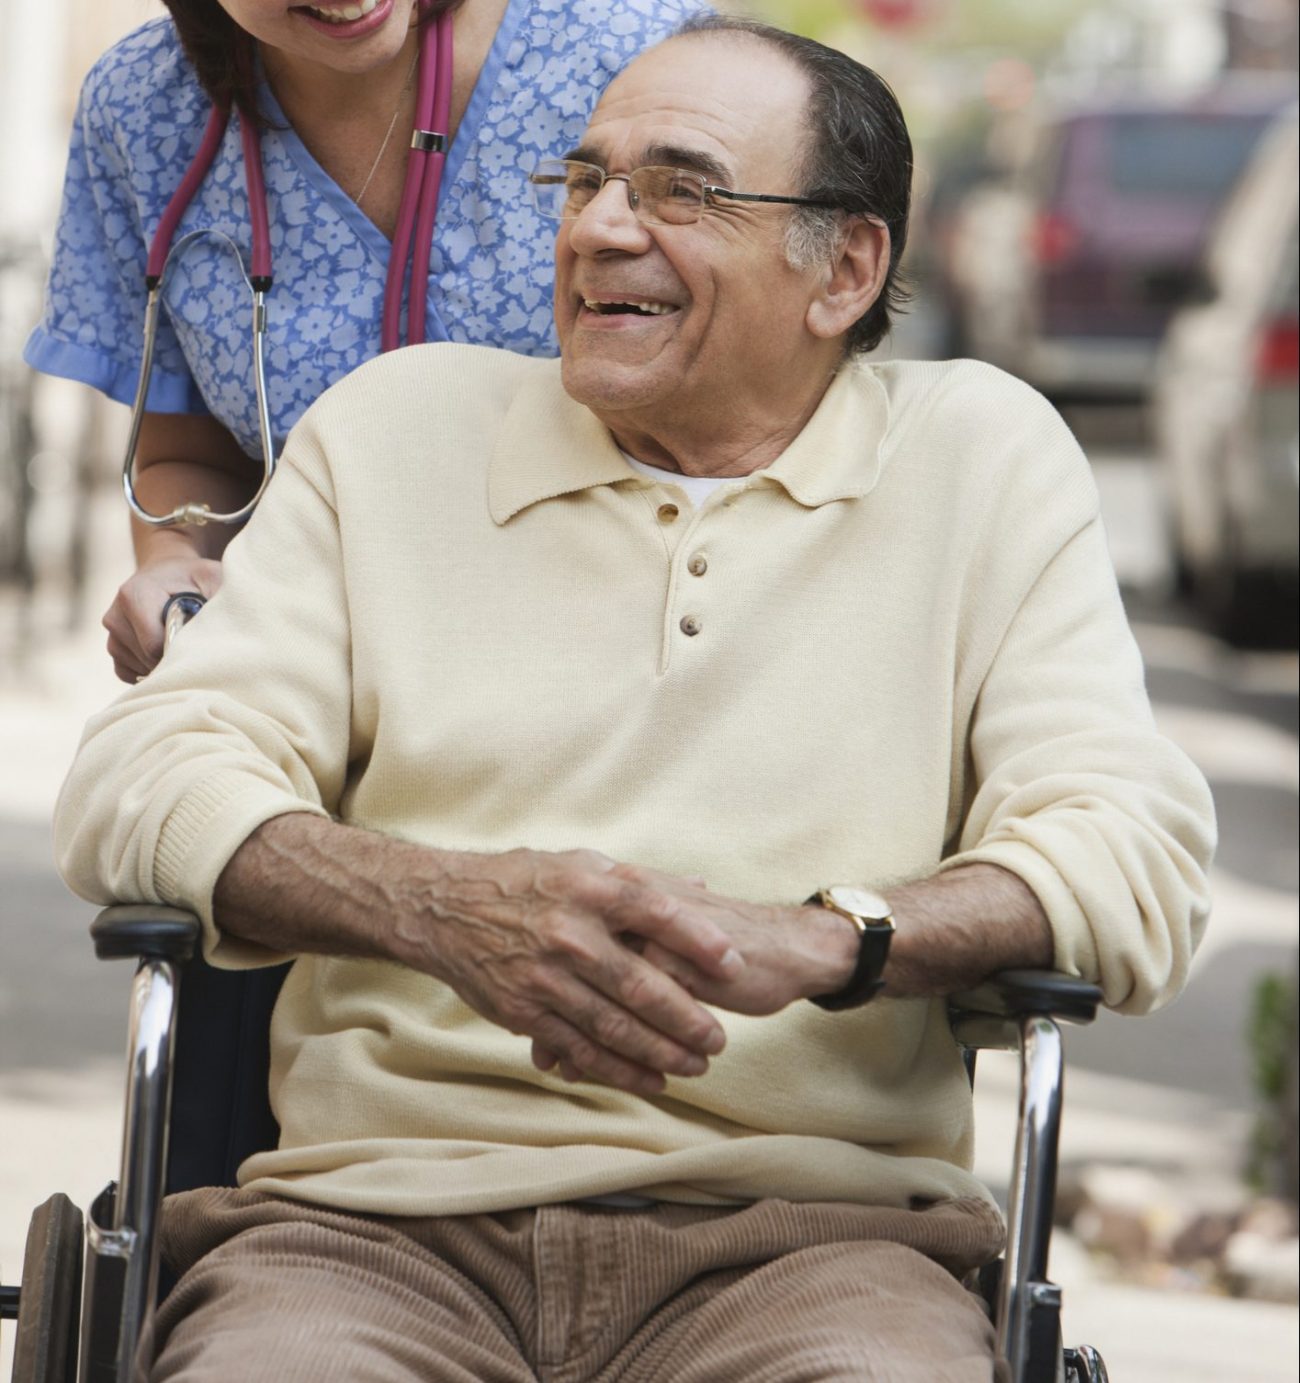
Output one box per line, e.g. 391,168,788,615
0,0,160,623
0,0,164,242
1049,0,1212,86
1223,0,1300,70
1054,0,1298,85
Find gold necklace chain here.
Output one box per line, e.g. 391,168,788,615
354,48,420,210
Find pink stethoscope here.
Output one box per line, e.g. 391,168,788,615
123,4,453,529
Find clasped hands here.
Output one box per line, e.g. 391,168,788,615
395,847,861,1098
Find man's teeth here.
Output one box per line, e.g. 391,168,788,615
306,0,379,22
583,300,676,316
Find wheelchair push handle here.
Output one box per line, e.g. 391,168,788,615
161,591,206,653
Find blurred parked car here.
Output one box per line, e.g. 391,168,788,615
943,81,1296,402
911,125,999,357
1153,105,1299,643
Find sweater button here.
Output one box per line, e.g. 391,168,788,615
657,503,680,524
680,615,702,637
687,553,708,577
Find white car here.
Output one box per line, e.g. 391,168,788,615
1153,105,1299,643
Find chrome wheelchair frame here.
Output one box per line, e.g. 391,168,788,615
3,904,1109,1383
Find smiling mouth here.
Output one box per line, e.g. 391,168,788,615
299,0,381,20
582,299,679,317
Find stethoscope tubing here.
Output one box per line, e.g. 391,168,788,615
122,231,276,529
124,3,449,530
125,104,276,529
408,6,455,350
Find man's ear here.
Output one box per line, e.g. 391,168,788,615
805,217,891,343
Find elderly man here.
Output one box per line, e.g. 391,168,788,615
55,14,1214,1382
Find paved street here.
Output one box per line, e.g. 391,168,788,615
1,402,1297,1380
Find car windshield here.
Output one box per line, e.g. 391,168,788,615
1106,114,1270,200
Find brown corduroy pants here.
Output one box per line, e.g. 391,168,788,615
147,1187,1004,1382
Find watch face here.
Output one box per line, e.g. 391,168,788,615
826,885,893,924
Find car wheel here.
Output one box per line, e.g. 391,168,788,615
1167,528,1196,598
1199,539,1297,648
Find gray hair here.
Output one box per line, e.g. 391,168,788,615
674,14,913,355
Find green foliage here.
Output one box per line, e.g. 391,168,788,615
1250,971,1294,1102
745,0,1095,55
1245,969,1298,1194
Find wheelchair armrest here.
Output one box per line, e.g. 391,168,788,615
91,905,201,964
948,969,1100,1052
84,905,201,1377
949,969,1101,1024
949,970,1101,1378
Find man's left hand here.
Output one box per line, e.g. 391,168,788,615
531,864,857,1079
530,860,1056,1080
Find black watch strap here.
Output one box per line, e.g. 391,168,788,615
805,891,892,1011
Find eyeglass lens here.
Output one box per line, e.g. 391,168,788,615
529,161,707,226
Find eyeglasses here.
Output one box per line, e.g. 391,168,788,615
528,159,841,227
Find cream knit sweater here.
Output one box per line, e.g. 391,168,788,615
54,347,1214,1216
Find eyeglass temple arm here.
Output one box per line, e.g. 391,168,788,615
705,186,840,209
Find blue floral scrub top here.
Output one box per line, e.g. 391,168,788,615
25,0,702,458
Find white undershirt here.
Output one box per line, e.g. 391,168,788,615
621,452,743,507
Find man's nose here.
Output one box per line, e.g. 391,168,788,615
567,176,649,252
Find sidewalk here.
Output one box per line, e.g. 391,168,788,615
970,1053,1299,1380
2,481,1298,1382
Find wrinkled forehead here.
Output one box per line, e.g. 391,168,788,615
577,33,812,187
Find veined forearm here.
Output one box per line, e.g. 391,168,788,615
213,814,739,1096
213,811,446,963
882,863,1053,998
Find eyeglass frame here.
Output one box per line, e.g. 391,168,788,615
527,158,845,226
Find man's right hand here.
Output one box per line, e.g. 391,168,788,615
103,554,225,682
214,819,742,1097
393,847,740,1096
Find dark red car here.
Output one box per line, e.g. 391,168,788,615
945,81,1297,401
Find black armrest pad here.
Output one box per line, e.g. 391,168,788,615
948,969,1101,1025
91,905,201,963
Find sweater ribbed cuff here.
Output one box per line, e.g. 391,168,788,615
155,768,328,969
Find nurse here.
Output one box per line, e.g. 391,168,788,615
25,0,700,681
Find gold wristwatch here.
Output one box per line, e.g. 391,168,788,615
805,885,895,1011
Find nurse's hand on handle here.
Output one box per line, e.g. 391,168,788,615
105,552,225,682
104,411,258,681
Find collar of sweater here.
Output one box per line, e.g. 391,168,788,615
487,360,891,525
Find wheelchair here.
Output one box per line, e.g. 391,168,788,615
3,903,1111,1383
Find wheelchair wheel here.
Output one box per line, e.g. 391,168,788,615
11,1193,83,1383
1064,1343,1109,1383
